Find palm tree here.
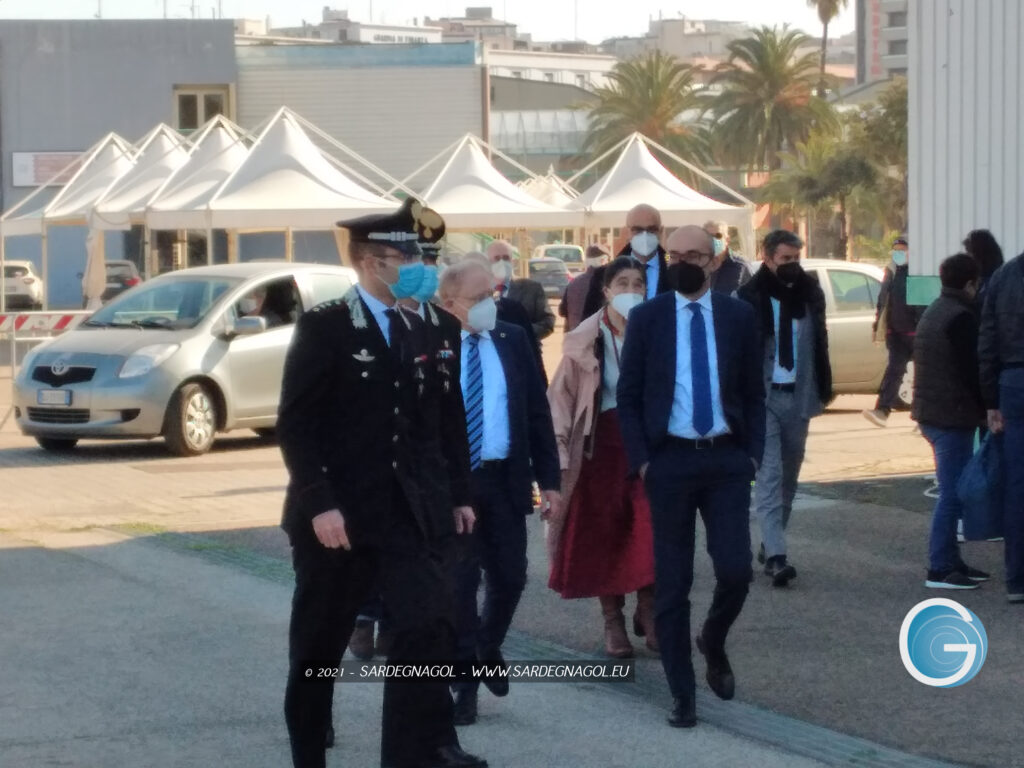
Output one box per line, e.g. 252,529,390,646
708,26,837,172
808,0,849,96
582,50,709,168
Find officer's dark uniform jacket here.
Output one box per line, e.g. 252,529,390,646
278,285,452,547
414,301,472,540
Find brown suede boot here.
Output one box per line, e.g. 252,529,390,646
635,585,659,654
599,595,634,658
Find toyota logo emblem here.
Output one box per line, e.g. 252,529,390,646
50,358,70,376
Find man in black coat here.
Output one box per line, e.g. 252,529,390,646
582,203,672,319
738,230,832,587
438,259,562,726
277,198,486,768
486,240,555,342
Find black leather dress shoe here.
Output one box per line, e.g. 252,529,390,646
477,647,509,697
324,724,335,749
420,744,489,767
452,687,478,725
667,695,697,728
696,634,735,700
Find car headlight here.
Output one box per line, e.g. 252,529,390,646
119,343,179,379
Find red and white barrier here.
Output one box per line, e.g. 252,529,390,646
0,312,87,334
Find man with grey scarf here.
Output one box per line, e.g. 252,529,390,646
738,230,832,586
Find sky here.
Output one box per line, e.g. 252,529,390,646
0,1,856,43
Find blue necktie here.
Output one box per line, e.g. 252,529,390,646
465,334,484,470
689,303,713,436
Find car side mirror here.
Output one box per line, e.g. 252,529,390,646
227,316,267,338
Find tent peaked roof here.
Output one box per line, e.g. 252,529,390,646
518,164,577,207
146,117,249,231
571,133,750,227
206,108,396,230
2,133,135,236
91,124,190,230
420,135,580,229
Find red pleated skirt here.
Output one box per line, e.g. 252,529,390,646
549,409,655,599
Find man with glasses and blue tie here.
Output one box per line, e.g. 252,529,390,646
617,224,765,729
438,259,561,727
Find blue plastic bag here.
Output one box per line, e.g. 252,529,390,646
957,434,1004,541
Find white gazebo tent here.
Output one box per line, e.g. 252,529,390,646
145,115,251,273
205,108,401,255
567,133,756,255
82,124,191,303
410,134,583,231
0,132,135,309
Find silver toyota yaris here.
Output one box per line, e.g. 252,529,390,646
14,261,357,455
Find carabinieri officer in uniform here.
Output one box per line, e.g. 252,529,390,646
278,198,487,768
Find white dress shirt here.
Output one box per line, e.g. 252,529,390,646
770,297,800,385
460,329,510,460
668,291,730,439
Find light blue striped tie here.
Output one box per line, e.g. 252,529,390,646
465,334,484,470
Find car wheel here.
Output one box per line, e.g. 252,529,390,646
897,362,915,409
36,437,79,452
253,427,277,441
164,382,217,456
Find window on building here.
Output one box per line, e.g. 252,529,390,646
575,74,587,88
888,39,908,56
543,72,555,82
174,86,230,132
888,11,908,27
338,29,347,41
889,67,908,77
511,70,523,78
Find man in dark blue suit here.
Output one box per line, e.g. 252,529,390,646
439,259,562,726
617,224,765,728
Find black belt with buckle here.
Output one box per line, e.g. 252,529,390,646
771,382,796,392
668,435,734,450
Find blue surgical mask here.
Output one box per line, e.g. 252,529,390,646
378,259,425,300
630,232,659,258
411,265,439,303
891,250,907,267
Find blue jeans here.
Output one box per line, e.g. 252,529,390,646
1000,369,1024,592
920,424,973,573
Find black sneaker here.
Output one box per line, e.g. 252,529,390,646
925,570,980,589
956,563,991,582
765,556,797,587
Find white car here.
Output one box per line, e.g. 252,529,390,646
3,260,44,310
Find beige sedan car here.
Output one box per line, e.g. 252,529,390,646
800,258,912,406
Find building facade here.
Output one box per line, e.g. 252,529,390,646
269,8,442,45
0,20,237,307
857,0,909,83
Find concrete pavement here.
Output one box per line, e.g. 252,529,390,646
0,526,829,768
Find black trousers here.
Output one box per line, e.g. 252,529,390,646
284,493,457,768
643,438,754,701
876,332,914,412
452,461,529,692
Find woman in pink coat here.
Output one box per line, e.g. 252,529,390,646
547,257,656,658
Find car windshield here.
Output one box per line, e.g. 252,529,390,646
544,247,583,264
85,277,241,330
531,261,568,275
106,264,136,279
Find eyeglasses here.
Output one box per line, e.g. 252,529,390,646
629,225,660,235
668,250,714,266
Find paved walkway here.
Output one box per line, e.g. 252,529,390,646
0,527,829,768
